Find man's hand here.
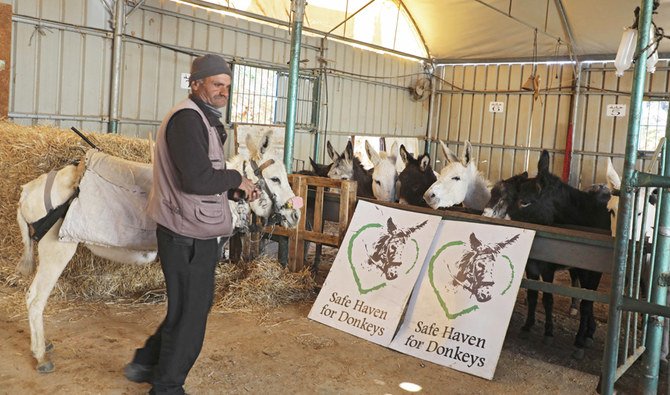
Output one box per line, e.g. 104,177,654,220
237,177,260,202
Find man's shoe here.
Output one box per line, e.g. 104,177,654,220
124,362,154,383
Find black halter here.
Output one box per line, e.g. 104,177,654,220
243,158,285,226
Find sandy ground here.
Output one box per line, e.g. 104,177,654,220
0,273,663,395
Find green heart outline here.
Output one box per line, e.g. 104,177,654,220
428,241,517,319
348,223,421,295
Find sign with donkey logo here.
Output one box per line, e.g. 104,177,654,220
308,200,442,346
389,220,535,379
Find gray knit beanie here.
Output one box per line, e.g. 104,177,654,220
189,54,232,83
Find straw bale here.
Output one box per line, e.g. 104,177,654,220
215,256,316,312
0,121,317,313
0,120,154,297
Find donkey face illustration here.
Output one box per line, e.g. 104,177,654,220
366,218,428,281
451,233,520,302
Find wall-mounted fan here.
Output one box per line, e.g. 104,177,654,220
409,77,431,101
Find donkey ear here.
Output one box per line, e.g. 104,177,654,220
606,158,621,190
440,140,459,164
520,171,529,179
365,140,381,166
258,131,272,155
344,141,354,160
390,142,399,157
245,133,260,157
327,141,338,161
469,233,482,249
537,150,550,174
309,157,319,171
420,154,431,172
399,144,410,165
387,217,397,232
461,141,473,165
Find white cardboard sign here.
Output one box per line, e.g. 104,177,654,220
389,220,535,379
308,200,442,346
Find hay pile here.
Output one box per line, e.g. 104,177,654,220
0,120,315,311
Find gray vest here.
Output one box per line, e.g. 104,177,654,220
147,98,233,239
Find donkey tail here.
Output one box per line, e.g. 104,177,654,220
16,203,35,276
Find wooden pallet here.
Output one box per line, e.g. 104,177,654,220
266,174,357,272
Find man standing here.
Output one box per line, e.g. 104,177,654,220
124,54,258,394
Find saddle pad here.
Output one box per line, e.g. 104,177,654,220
59,149,157,249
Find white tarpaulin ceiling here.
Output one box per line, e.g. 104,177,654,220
189,0,670,62
405,0,670,62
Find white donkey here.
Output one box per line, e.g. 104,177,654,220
15,130,300,373
364,140,399,202
424,140,491,211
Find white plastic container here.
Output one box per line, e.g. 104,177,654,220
647,26,659,73
615,27,637,77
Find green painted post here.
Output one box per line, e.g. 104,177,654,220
283,0,307,172
601,1,654,393
312,73,322,162
641,121,670,394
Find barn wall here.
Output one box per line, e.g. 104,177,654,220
434,60,670,187
4,0,427,169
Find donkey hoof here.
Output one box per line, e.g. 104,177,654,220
37,360,55,373
571,348,585,360
45,341,54,353
584,338,594,348
518,330,531,340
569,307,578,316
542,335,554,346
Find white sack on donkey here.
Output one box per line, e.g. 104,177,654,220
59,149,156,249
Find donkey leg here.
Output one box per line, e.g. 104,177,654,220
573,271,602,359
520,262,541,339
27,224,77,373
569,269,580,316
541,267,556,345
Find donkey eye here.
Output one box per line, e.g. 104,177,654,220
375,180,381,185
270,177,281,183
519,201,531,208
452,176,461,181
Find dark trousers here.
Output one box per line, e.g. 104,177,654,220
132,225,219,395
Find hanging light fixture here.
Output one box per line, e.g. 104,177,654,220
522,28,540,92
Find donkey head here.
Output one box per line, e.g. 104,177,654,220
366,140,398,202
482,172,529,219
327,140,355,180
243,130,301,228
424,140,479,209
397,144,436,206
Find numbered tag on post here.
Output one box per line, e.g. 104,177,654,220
489,101,504,113
607,104,627,117
180,73,191,90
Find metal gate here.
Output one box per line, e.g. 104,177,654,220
601,1,670,393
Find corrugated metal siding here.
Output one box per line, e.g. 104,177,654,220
434,61,670,187
435,63,573,182
6,0,428,169
574,61,670,187
9,0,111,132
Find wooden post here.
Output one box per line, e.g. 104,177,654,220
0,3,11,118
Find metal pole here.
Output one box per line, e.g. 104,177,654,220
424,68,436,156
108,0,125,133
311,72,322,162
601,1,653,393
641,122,670,394
283,0,306,172
563,62,581,185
